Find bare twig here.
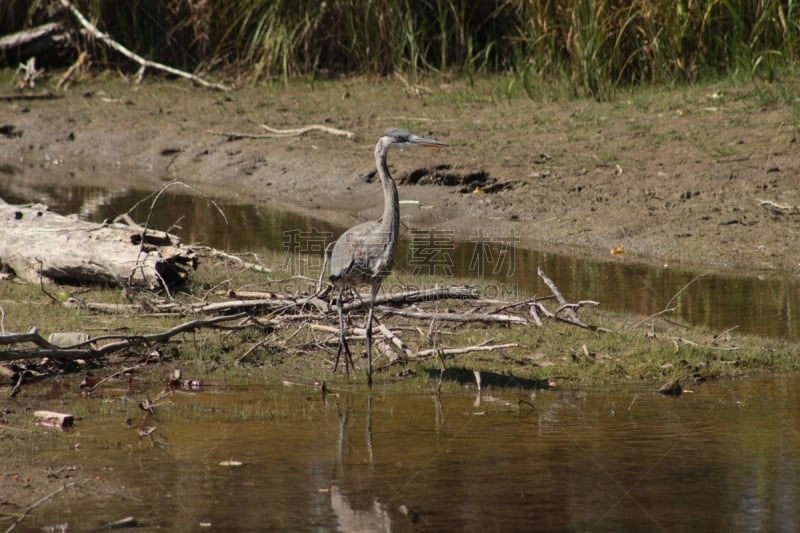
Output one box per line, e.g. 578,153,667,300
664,271,708,311
626,307,678,332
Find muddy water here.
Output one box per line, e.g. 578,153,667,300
3,183,798,341
20,375,800,531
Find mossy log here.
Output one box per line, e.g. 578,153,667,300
0,199,196,289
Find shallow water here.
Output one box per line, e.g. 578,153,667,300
2,182,798,341
17,374,800,531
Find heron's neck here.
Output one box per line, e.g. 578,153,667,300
375,147,399,240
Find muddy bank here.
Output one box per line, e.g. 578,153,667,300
2,76,799,275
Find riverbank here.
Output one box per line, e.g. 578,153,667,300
3,74,799,276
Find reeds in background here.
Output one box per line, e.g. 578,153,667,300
3,0,798,97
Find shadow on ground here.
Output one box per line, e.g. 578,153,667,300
425,367,551,390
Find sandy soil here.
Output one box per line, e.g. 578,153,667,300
2,76,799,276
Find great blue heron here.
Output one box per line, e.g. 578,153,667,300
329,128,446,386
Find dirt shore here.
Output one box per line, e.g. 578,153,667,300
3,75,799,276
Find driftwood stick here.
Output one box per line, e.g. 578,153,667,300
555,300,599,316
416,342,519,358
537,267,583,325
528,304,544,326
0,22,63,50
58,0,229,91
92,312,255,354
378,307,528,325
490,296,554,315
341,286,479,312
309,323,367,340
261,124,355,139
193,246,272,273
210,124,355,140
376,323,413,358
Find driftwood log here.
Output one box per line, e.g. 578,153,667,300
0,22,69,67
0,199,196,289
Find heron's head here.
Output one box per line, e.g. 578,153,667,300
381,128,447,149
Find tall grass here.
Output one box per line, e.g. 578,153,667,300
7,0,800,96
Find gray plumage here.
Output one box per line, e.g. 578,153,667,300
330,128,446,385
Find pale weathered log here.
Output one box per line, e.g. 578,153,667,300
0,199,196,289
0,23,65,51
377,307,528,325
416,342,519,358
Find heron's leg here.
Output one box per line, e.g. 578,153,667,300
334,289,354,375
365,285,379,387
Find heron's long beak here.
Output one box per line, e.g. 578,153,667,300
409,134,447,148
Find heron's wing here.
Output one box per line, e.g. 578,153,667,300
329,220,388,282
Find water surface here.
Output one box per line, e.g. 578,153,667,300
21,375,800,531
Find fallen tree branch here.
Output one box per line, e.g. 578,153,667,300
341,286,479,312
537,267,584,325
555,300,599,316
58,0,230,91
377,307,528,325
0,312,263,362
376,323,414,358
416,342,519,358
